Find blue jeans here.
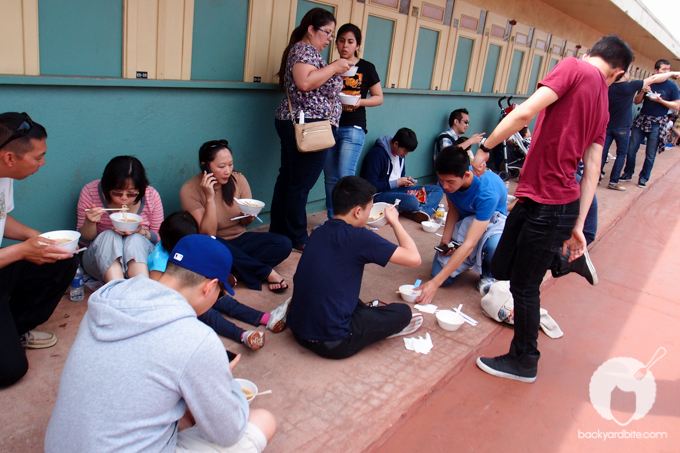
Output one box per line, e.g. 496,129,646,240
373,185,444,216
324,126,366,218
430,233,501,286
623,123,660,184
198,294,264,343
490,198,580,357
602,127,631,184
217,232,291,290
271,119,330,247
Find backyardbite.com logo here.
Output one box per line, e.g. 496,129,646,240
579,347,668,440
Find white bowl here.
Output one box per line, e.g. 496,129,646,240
398,284,422,303
367,202,390,227
39,230,81,253
236,198,265,216
436,310,465,331
110,212,142,232
338,93,360,106
421,221,441,233
235,378,258,405
340,66,358,77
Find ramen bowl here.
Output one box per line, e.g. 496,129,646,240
436,310,465,331
236,198,265,216
110,212,142,232
39,230,81,253
421,221,441,233
367,202,390,228
398,284,422,303
235,378,258,405
338,93,360,106
340,66,358,77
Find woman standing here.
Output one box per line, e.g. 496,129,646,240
270,7,351,251
323,23,383,218
180,140,291,292
77,156,163,282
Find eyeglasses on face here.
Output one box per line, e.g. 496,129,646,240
317,28,335,40
462,120,470,125
0,113,34,151
110,190,140,198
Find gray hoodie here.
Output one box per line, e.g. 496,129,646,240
45,276,249,452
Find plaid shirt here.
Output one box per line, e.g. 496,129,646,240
633,113,670,154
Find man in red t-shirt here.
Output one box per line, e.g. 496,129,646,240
470,35,633,383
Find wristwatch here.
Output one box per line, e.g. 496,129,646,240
479,138,491,153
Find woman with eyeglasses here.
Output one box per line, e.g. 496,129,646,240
323,23,383,218
180,140,292,292
270,7,351,251
77,156,164,282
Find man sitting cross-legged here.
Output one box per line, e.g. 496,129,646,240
46,234,276,452
287,176,423,359
415,146,507,305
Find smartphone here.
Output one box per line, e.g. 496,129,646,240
226,350,237,361
434,240,462,253
200,162,211,174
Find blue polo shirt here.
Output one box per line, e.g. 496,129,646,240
443,168,507,221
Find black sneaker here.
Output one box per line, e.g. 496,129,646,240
619,174,632,182
637,180,647,188
568,249,599,286
476,352,539,383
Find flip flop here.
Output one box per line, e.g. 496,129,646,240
268,279,288,293
387,313,424,339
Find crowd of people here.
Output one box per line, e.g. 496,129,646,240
1,7,678,451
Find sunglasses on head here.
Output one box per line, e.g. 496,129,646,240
0,113,34,151
204,139,229,150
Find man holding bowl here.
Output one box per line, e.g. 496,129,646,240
0,112,77,387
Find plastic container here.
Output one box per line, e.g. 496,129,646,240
110,212,142,232
70,265,84,302
235,378,258,405
39,230,81,253
435,204,446,225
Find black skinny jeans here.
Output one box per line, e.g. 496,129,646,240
490,198,580,358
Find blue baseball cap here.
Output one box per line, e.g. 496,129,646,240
168,234,235,296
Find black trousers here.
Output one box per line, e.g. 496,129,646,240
293,300,412,359
0,257,77,387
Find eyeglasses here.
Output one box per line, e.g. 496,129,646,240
318,28,335,40
204,139,229,150
462,120,470,125
110,190,140,198
0,113,34,150
217,282,227,299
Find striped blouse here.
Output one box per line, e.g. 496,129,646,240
76,180,164,246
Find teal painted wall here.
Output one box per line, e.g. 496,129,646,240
411,28,439,90
364,16,394,88
481,44,501,93
0,79,527,235
527,55,543,94
450,37,473,92
38,0,123,77
296,0,335,63
506,50,524,94
549,58,559,72
191,0,249,81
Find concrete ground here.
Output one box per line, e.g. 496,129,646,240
2,145,679,452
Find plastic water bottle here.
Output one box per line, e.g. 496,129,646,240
70,265,84,302
435,204,446,224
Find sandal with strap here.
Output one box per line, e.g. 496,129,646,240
268,279,288,293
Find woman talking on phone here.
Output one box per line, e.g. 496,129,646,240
180,139,291,292
270,7,351,251
323,23,383,218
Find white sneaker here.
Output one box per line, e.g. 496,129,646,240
267,297,291,333
20,330,57,349
387,313,424,339
242,331,265,350
478,276,496,296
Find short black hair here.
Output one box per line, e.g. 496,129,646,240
448,108,469,127
589,35,633,77
392,128,418,152
0,112,48,156
655,59,671,70
454,136,471,151
100,156,149,204
159,211,199,252
435,146,470,178
332,176,375,216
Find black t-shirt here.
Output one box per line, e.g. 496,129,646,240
607,80,644,129
338,59,380,132
286,219,397,342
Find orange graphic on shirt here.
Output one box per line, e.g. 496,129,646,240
342,73,363,96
